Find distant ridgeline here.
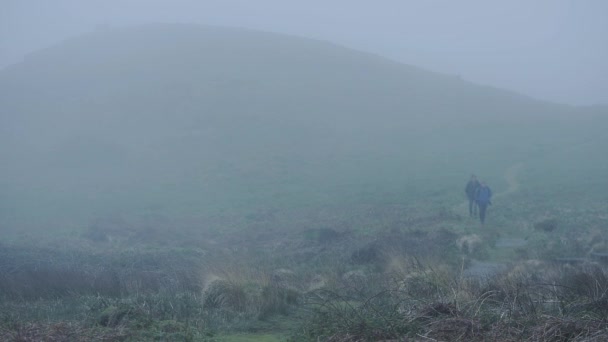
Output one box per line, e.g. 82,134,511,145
0,24,606,228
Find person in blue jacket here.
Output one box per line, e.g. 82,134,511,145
475,181,492,225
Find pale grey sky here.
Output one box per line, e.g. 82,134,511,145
1,0,607,105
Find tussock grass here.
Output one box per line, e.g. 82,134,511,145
531,317,608,342
293,257,608,341
0,241,206,300
3,195,608,341
0,321,129,342
203,277,248,312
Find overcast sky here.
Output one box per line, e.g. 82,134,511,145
1,0,607,105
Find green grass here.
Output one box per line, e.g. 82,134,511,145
2,180,608,340
1,24,607,341
214,333,283,342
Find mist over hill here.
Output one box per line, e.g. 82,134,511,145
1,24,606,230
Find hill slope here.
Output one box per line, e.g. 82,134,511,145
0,24,606,229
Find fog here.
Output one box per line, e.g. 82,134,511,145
2,0,608,105
1,2,608,340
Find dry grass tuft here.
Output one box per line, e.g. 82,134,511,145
418,302,460,319
202,277,248,312
0,321,128,342
531,317,608,342
425,317,482,341
456,234,483,254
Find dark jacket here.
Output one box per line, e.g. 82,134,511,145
465,180,480,200
475,185,492,205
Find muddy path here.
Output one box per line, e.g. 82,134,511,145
495,162,524,198
460,163,528,278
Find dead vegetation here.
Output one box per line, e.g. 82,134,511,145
2,203,608,341
296,256,608,341
0,321,128,342
531,317,608,342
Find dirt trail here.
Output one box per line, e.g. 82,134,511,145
495,162,524,199
461,163,527,279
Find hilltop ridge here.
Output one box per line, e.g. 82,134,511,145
0,24,605,228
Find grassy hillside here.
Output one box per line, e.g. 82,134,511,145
1,24,608,341
1,24,605,232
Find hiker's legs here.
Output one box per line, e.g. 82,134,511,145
478,204,487,224
469,198,477,217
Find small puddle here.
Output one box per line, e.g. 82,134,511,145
464,238,528,279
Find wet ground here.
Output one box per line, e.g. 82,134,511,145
465,237,527,278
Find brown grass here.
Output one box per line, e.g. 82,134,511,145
531,317,608,342
0,321,128,342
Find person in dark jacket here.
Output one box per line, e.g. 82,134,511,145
465,175,480,217
475,182,492,225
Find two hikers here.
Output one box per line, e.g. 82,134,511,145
465,175,492,225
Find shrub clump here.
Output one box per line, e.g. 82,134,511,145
202,278,248,312
259,284,301,319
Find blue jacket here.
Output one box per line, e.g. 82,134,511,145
476,186,492,205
